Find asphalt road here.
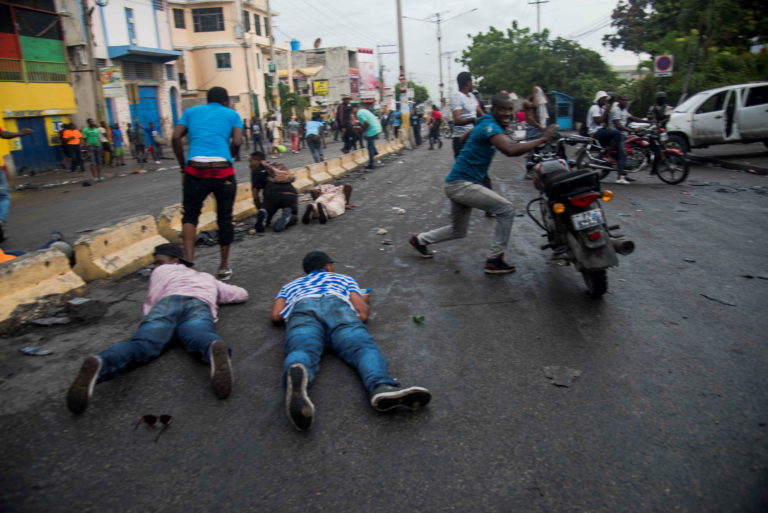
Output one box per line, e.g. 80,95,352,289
1,140,767,513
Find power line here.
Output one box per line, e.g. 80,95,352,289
528,0,549,33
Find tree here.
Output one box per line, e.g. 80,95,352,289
459,22,620,122
278,83,309,122
407,81,429,105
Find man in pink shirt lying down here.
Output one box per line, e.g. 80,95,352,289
66,243,249,414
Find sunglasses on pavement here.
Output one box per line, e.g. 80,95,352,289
134,414,173,442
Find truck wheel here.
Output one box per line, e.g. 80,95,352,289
666,134,689,153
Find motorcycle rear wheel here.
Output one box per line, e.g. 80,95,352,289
581,269,608,298
655,153,689,184
625,146,651,173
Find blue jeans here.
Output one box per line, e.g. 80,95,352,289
283,296,398,394
0,170,9,224
594,128,626,175
308,137,324,163
366,134,378,167
97,295,221,382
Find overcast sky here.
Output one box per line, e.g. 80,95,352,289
270,0,643,102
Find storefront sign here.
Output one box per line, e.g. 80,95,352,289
100,66,125,98
312,79,329,96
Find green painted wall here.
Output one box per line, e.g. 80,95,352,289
19,36,65,62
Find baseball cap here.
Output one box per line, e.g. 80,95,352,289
302,251,335,273
153,243,193,267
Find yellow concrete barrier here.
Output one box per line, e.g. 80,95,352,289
233,182,257,221
0,248,87,330
375,142,389,159
157,196,218,244
292,166,315,193
73,215,170,281
326,157,347,178
353,149,368,166
340,153,358,172
385,141,396,153
308,162,333,184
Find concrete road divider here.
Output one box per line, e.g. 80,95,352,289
341,153,358,172
73,215,170,281
157,196,218,243
326,157,347,178
375,143,389,159
308,162,333,184
353,149,369,166
233,182,257,221
0,247,87,332
292,166,315,193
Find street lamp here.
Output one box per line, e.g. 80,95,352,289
404,8,478,106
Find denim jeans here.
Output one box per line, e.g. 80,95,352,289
96,295,221,382
419,180,516,258
308,137,324,163
0,170,9,224
283,296,399,394
366,134,378,167
594,128,626,175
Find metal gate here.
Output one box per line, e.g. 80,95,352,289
11,117,60,174
129,85,160,131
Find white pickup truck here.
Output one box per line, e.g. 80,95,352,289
666,82,768,151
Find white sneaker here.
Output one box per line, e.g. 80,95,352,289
616,177,631,185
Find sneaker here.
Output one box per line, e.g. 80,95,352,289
615,177,631,185
408,234,434,258
273,208,293,232
317,203,328,224
370,384,432,412
302,204,315,224
66,356,102,414
285,363,314,431
254,208,267,233
216,267,233,281
209,340,233,399
624,176,637,182
484,254,516,274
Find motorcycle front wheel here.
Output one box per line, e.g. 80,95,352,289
581,269,608,298
655,153,689,184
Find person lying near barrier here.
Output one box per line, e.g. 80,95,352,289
302,183,354,224
66,243,248,414
270,251,431,431
249,152,299,233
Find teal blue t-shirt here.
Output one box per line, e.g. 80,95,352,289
445,114,504,184
355,108,382,137
178,103,243,163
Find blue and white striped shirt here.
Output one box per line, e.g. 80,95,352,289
276,270,362,319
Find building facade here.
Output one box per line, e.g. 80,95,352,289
169,0,276,120
1,0,77,175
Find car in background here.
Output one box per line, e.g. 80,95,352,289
665,82,768,151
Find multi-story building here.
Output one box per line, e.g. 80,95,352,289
169,0,276,120
1,0,77,174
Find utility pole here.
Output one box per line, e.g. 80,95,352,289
235,0,254,118
396,0,413,149
442,51,457,101
266,0,280,123
376,44,397,104
528,0,549,33
81,0,106,122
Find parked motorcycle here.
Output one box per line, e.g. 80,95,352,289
526,135,635,298
574,124,689,184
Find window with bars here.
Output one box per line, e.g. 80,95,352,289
173,9,185,29
153,0,165,11
264,15,270,37
95,58,107,68
254,14,261,36
122,61,156,80
215,53,231,70
192,7,224,32
165,64,175,81
243,10,250,32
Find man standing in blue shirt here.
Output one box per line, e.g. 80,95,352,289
409,92,557,274
271,251,431,431
352,104,382,169
304,112,325,163
172,87,243,280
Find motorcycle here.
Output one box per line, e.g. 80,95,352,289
574,124,689,184
526,135,635,298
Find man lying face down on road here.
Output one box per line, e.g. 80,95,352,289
270,251,431,431
66,243,248,414
409,92,558,274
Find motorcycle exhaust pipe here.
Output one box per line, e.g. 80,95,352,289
612,239,635,256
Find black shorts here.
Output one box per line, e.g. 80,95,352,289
182,173,237,246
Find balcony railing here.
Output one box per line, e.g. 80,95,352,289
0,59,69,83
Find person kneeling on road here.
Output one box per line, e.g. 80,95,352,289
66,243,248,414
302,183,353,225
250,152,298,233
410,92,558,274
271,251,431,431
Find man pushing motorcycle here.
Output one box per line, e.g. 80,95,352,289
409,92,558,274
